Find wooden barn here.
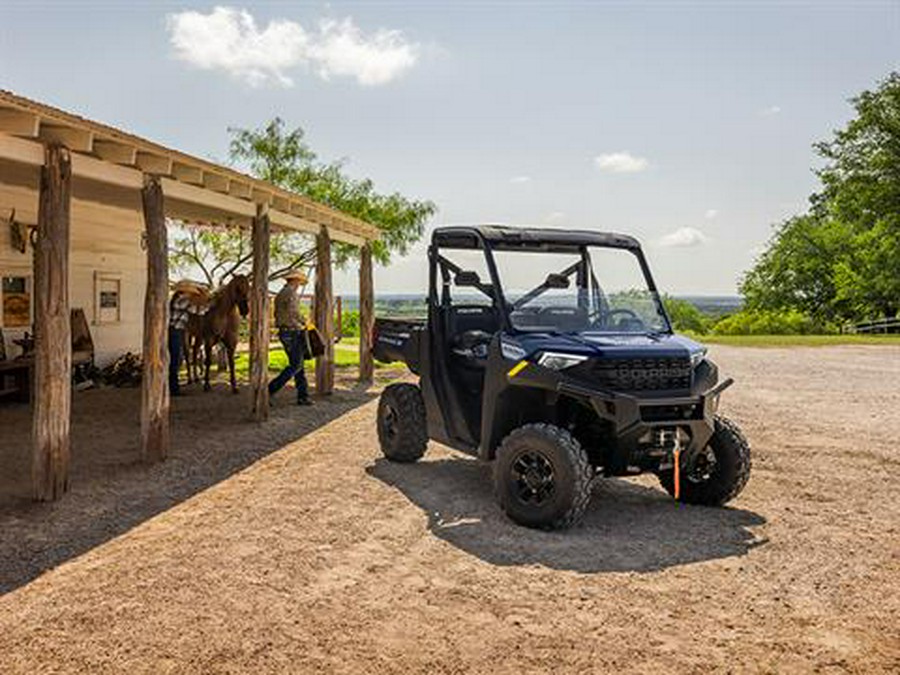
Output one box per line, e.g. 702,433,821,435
0,90,379,501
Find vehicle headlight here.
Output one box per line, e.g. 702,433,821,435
690,347,708,368
537,352,589,371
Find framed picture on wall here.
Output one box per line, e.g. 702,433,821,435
2,276,31,328
94,272,122,324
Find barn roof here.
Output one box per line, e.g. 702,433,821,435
0,89,378,245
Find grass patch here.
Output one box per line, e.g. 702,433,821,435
690,334,900,347
232,344,405,380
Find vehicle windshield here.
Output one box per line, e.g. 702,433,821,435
491,245,670,334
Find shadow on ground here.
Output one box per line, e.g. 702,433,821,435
368,455,767,573
0,379,378,595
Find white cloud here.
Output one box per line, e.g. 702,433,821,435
594,151,648,173
658,227,709,248
167,7,420,87
761,105,782,116
308,18,419,86
705,208,718,219
509,176,531,184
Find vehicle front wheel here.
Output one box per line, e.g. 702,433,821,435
377,383,428,463
658,415,751,506
493,423,593,530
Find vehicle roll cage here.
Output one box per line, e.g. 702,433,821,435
429,226,673,334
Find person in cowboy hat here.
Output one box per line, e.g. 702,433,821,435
268,269,313,405
168,280,208,396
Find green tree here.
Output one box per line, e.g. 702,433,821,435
662,296,710,334
229,118,436,267
740,215,851,321
815,71,900,318
169,226,317,287
169,118,436,284
742,72,900,322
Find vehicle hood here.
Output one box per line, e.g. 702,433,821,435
509,331,705,361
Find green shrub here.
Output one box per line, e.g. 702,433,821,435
340,310,360,337
712,309,837,335
663,296,710,334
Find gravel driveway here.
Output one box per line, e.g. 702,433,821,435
0,345,898,673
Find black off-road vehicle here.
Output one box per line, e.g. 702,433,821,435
373,226,750,529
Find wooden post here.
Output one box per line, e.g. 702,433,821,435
314,225,334,395
358,242,375,384
140,175,169,462
249,204,270,420
32,144,72,501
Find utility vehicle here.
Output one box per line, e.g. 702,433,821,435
373,226,750,530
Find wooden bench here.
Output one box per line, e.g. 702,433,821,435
0,309,92,405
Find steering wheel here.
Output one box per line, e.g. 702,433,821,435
603,308,645,330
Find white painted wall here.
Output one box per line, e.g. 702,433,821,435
1,180,146,366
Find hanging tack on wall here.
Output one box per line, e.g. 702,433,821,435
6,209,31,254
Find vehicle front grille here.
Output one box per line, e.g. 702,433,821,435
585,356,693,392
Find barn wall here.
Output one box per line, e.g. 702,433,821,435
0,176,147,366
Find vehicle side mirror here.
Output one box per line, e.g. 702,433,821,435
455,271,482,287
545,273,570,289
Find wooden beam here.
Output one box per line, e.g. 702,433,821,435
38,124,94,152
269,208,319,236
93,139,137,165
160,177,257,218
0,109,40,137
203,171,230,194
251,188,273,205
135,151,172,175
229,180,252,200
0,135,142,191
70,152,142,189
140,176,170,462
302,204,318,221
32,144,72,501
0,133,44,165
171,161,204,185
329,228,366,247
272,195,290,213
358,242,375,384
249,204,271,421
314,226,335,395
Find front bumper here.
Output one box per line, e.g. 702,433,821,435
508,362,733,467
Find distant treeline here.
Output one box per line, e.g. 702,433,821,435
662,298,831,336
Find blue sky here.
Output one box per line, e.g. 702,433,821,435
1,1,898,295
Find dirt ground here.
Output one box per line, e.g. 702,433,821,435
0,346,898,674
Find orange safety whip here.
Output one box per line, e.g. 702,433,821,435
673,446,681,501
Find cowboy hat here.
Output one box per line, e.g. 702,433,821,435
173,279,205,294
284,270,308,283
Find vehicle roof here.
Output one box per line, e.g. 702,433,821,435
432,225,641,251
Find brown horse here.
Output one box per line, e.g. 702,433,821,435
180,287,211,385
195,274,250,393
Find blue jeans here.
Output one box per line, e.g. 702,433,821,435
168,327,183,395
268,329,309,401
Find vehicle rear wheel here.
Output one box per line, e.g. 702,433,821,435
377,383,428,463
658,415,751,506
494,423,593,530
